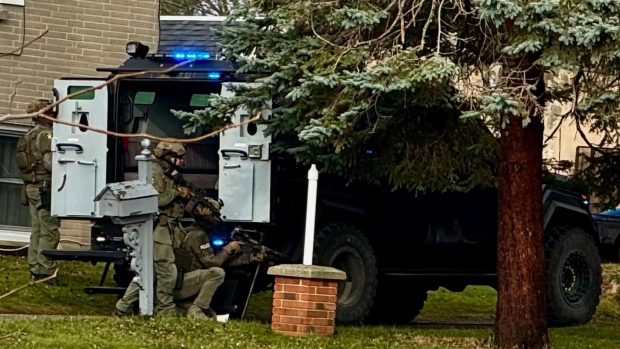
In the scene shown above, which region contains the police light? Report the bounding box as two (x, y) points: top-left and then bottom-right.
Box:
(207, 72), (221, 79)
(172, 51), (211, 61)
(126, 41), (149, 58)
(212, 238), (224, 247)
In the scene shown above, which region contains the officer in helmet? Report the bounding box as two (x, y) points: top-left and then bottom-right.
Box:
(115, 141), (193, 317)
(15, 98), (61, 285)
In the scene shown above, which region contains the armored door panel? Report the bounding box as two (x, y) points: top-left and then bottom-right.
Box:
(219, 161), (254, 221)
(218, 83), (272, 223)
(219, 83), (272, 160)
(51, 80), (108, 218)
(55, 160), (98, 217)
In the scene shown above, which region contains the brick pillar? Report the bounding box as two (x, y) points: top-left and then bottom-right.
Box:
(267, 264), (346, 337)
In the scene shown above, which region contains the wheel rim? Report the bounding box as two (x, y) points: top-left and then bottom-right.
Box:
(560, 250), (591, 306)
(329, 247), (365, 308)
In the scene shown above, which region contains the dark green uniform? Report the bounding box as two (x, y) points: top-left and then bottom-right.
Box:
(15, 99), (61, 281)
(173, 224), (246, 318)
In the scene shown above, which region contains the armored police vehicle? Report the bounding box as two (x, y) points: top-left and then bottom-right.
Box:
(43, 18), (602, 326)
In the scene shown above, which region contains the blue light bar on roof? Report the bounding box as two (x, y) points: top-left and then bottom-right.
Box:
(172, 51), (211, 60)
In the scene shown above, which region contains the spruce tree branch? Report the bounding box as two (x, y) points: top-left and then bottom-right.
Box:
(0, 59), (260, 144)
(34, 112), (260, 144)
(575, 112), (599, 152)
(310, 12), (343, 48)
(415, 0), (437, 52)
(0, 269), (58, 301)
(0, 30), (49, 58)
(0, 317), (36, 340)
(543, 69), (584, 144)
(0, 60), (192, 123)
(8, 80), (22, 115)
(399, 0), (406, 44)
(436, 0), (446, 54)
(543, 112), (567, 144)
(353, 0), (418, 48)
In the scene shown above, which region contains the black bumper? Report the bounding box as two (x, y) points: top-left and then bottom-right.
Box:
(41, 249), (127, 263)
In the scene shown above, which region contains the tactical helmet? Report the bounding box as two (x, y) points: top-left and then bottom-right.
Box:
(26, 98), (53, 115)
(153, 141), (187, 159)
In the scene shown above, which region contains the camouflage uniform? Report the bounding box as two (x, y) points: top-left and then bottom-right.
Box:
(173, 221), (248, 319)
(15, 99), (61, 284)
(115, 142), (187, 316)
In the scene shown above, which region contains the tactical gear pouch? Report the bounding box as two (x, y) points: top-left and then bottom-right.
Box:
(173, 247), (193, 272)
(20, 185), (28, 206)
(38, 183), (51, 211)
(174, 269), (184, 290)
(15, 136), (30, 173)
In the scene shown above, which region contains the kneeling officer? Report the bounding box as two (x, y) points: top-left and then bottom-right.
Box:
(173, 218), (265, 319)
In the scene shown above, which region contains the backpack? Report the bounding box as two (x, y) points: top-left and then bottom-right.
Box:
(15, 126), (51, 182)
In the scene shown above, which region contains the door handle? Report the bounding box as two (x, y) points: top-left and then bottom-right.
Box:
(223, 165), (241, 169)
(57, 158), (75, 164)
(56, 143), (84, 154)
(221, 149), (248, 160)
(78, 160), (96, 166)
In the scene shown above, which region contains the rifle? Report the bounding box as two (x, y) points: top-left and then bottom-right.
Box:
(161, 162), (224, 224)
(229, 227), (288, 262)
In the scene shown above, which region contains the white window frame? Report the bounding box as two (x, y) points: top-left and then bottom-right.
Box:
(0, 128), (27, 186)
(0, 126), (30, 231)
(0, 0), (25, 6)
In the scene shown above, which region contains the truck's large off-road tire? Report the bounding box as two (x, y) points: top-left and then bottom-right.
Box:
(313, 223), (378, 325)
(365, 279), (428, 325)
(545, 226), (602, 327)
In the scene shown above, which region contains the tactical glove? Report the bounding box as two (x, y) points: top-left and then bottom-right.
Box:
(195, 205), (212, 217)
(177, 186), (191, 198)
(250, 252), (265, 263)
(223, 241), (244, 255)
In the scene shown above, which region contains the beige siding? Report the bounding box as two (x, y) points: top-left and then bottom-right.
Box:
(0, 0), (159, 116)
(0, 0), (159, 246)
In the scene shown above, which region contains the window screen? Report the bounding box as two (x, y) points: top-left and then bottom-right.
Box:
(0, 136), (31, 227)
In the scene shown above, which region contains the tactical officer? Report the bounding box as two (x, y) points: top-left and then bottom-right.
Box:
(15, 99), (61, 285)
(115, 141), (191, 316)
(172, 220), (257, 319)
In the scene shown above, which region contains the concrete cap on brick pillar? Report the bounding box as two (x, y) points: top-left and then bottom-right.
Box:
(268, 264), (346, 280)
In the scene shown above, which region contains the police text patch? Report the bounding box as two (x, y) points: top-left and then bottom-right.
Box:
(200, 243), (210, 250)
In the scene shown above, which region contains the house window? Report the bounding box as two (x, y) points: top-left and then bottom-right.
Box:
(0, 135), (31, 228)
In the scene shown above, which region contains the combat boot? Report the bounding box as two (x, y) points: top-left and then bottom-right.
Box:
(187, 305), (213, 319)
(157, 307), (180, 318)
(45, 277), (60, 286)
(113, 308), (131, 317)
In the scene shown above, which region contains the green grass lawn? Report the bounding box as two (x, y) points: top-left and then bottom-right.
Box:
(0, 255), (619, 348)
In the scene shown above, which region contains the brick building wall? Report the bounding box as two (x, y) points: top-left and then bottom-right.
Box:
(0, 0), (160, 247)
(0, 0), (159, 115)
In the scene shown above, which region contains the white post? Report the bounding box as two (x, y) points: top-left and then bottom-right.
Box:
(303, 164), (319, 265)
(132, 138), (155, 316)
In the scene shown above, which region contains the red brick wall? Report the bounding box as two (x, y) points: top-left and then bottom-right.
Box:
(271, 276), (338, 335)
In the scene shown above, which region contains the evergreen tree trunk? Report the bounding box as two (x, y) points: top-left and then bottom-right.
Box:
(495, 56), (549, 349)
